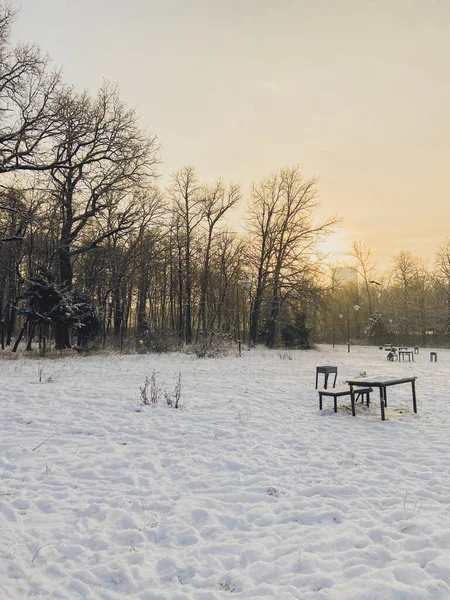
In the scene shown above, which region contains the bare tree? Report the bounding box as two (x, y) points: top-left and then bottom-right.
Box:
(435, 238), (450, 335)
(246, 166), (339, 347)
(197, 180), (240, 337)
(206, 231), (242, 333)
(348, 241), (378, 315)
(45, 83), (159, 347)
(389, 251), (431, 341)
(168, 166), (204, 344)
(75, 187), (165, 343)
(0, 187), (28, 344)
(0, 7), (61, 174)
(245, 173), (279, 345)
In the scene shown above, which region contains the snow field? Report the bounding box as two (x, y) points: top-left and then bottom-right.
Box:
(1, 345), (450, 599)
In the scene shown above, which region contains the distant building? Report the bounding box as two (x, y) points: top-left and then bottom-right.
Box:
(335, 266), (358, 286)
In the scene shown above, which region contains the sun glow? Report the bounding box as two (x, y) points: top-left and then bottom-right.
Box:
(317, 229), (353, 264)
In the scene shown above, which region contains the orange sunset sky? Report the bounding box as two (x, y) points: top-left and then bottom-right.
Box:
(11, 0), (450, 269)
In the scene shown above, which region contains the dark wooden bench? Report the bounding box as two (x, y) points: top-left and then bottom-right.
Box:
(318, 386), (373, 416)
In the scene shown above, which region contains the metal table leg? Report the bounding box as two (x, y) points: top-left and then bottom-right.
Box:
(412, 380), (417, 413)
(380, 387), (386, 420)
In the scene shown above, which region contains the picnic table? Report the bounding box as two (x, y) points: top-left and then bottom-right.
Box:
(398, 350), (414, 362)
(346, 375), (417, 421)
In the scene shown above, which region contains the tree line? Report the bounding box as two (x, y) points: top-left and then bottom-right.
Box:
(0, 7), (337, 352)
(3, 8), (448, 354)
(317, 242), (450, 348)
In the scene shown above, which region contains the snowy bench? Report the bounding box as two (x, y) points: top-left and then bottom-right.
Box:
(318, 386), (373, 416)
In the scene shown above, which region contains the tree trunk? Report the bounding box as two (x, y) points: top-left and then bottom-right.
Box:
(6, 295), (19, 347)
(25, 322), (37, 351)
(198, 233), (212, 338)
(56, 239), (73, 348)
(137, 274), (148, 334)
(54, 320), (71, 349)
(266, 277), (282, 348)
(185, 241), (193, 345)
(59, 244), (73, 289)
(250, 279), (264, 346)
(177, 243), (183, 338)
(12, 322), (27, 352)
(113, 287), (122, 340)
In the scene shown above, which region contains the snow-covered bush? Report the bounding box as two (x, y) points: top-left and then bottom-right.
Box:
(193, 332), (234, 358)
(138, 319), (182, 353)
(20, 276), (100, 349)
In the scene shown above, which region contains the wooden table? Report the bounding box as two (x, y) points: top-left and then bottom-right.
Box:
(346, 376), (417, 420)
(398, 350), (414, 362)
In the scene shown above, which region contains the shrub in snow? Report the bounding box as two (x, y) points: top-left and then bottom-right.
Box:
(280, 310), (311, 349)
(140, 371), (162, 405)
(164, 373), (182, 409)
(138, 319), (182, 353)
(193, 332), (234, 358)
(19, 276), (100, 349)
(139, 371), (183, 409)
(366, 313), (390, 345)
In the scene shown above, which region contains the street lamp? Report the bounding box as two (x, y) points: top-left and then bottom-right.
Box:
(332, 312), (336, 349)
(243, 277), (252, 292)
(347, 304), (360, 352)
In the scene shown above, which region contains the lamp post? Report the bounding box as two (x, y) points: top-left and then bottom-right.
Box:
(332, 312), (336, 349)
(347, 304), (360, 352)
(236, 285), (241, 355)
(354, 304), (360, 341)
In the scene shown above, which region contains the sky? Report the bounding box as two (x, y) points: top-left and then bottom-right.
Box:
(10, 0), (450, 269)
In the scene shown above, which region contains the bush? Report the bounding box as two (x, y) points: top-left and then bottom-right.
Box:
(366, 313), (390, 346)
(140, 371), (162, 405)
(20, 276), (100, 349)
(192, 332), (234, 358)
(139, 371), (183, 409)
(281, 311), (311, 349)
(138, 320), (182, 353)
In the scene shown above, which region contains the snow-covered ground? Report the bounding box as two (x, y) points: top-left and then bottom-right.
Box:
(1, 344), (450, 600)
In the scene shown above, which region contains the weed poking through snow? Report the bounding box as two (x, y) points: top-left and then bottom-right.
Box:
(164, 373), (182, 409)
(140, 371), (183, 408)
(140, 370), (162, 405)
